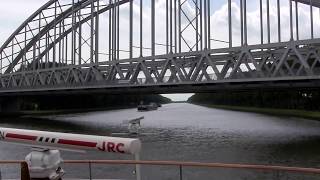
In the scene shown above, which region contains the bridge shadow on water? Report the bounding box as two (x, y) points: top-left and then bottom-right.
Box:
(264, 136), (320, 165)
(1, 103), (320, 179)
(0, 116), (111, 136)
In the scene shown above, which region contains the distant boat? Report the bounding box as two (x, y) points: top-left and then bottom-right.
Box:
(137, 103), (158, 111)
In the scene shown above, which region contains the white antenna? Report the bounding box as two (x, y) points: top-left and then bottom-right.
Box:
(0, 127), (141, 180)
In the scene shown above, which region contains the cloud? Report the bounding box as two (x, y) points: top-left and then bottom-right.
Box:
(0, 0), (49, 43)
(0, 0), (319, 60)
(0, 0), (319, 100)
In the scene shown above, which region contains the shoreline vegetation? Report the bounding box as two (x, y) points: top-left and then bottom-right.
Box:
(193, 103), (320, 121)
(1, 94), (171, 117)
(19, 105), (137, 117)
(188, 90), (320, 121)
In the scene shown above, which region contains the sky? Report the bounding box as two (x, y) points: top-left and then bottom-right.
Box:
(0, 0), (318, 101)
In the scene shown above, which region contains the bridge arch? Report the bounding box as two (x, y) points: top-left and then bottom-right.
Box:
(0, 0), (58, 73)
(0, 0), (320, 94)
(1, 0), (107, 74)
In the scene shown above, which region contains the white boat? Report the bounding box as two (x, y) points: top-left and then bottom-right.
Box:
(0, 127), (319, 180)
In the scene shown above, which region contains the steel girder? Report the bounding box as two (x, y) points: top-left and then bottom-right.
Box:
(0, 0), (129, 75)
(32, 0), (129, 69)
(2, 0), (97, 74)
(1, 0), (320, 95)
(1, 39), (320, 94)
(295, 0), (320, 8)
(0, 0), (58, 73)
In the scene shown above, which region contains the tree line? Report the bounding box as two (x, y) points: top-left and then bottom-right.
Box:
(20, 94), (171, 111)
(188, 89), (320, 111)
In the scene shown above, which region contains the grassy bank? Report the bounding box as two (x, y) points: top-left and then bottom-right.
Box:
(196, 104), (320, 121)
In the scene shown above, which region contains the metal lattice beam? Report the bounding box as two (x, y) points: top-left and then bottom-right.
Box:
(0, 0), (320, 95)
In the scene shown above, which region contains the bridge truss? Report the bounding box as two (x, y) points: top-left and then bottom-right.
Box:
(0, 0), (320, 95)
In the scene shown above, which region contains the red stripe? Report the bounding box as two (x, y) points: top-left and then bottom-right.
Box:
(6, 133), (37, 141)
(58, 139), (97, 148)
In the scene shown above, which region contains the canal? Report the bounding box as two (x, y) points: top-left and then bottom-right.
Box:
(0, 103), (320, 179)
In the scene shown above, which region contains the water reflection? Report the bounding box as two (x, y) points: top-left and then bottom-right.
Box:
(0, 103), (320, 179)
(0, 116), (104, 135)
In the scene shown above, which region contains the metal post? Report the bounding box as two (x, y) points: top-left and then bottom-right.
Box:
(33, 45), (36, 71)
(62, 20), (65, 65)
(170, 0), (173, 53)
(260, 0), (263, 44)
(275, 170), (280, 180)
(95, 0), (100, 63)
(88, 162), (92, 180)
(11, 40), (14, 68)
(310, 0), (314, 39)
(174, 0), (177, 53)
(90, 0), (95, 63)
(166, 0), (169, 54)
(295, 0), (299, 40)
(200, 0), (203, 50)
(113, 0), (116, 60)
(240, 0), (243, 45)
(59, 21), (62, 67)
(65, 31), (68, 64)
(46, 33), (49, 68)
(204, 0), (207, 49)
(78, 7), (82, 65)
(117, 0), (120, 60)
(0, 53), (2, 74)
(151, 0), (155, 56)
(24, 27), (27, 71)
(277, 0), (281, 42)
(116, 0), (118, 60)
(244, 0), (247, 45)
(109, 0), (112, 61)
(21, 162), (31, 180)
(38, 14), (41, 69)
(135, 154), (141, 180)
(207, 0), (211, 49)
(178, 0), (181, 53)
(129, 0), (133, 59)
(267, 0), (270, 43)
(53, 1), (57, 67)
(290, 0), (294, 40)
(196, 0), (199, 51)
(72, 0), (75, 65)
(140, 0), (143, 57)
(228, 0), (232, 48)
(179, 165), (183, 180)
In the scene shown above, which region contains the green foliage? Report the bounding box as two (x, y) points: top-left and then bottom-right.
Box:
(188, 89), (320, 111)
(21, 94), (171, 110)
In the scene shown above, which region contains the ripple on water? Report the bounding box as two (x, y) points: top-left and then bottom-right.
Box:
(0, 103), (320, 179)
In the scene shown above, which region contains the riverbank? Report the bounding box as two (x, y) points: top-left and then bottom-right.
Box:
(0, 105), (137, 118)
(0, 94), (172, 117)
(195, 103), (320, 121)
(24, 105), (137, 116)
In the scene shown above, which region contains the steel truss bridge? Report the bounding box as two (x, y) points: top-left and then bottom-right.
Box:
(1, 0), (320, 96)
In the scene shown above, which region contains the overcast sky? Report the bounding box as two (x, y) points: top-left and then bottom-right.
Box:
(0, 0), (318, 101)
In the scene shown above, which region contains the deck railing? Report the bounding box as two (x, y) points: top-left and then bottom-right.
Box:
(1, 160), (320, 180)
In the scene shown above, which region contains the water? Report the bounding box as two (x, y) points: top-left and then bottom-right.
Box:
(1, 103), (320, 179)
